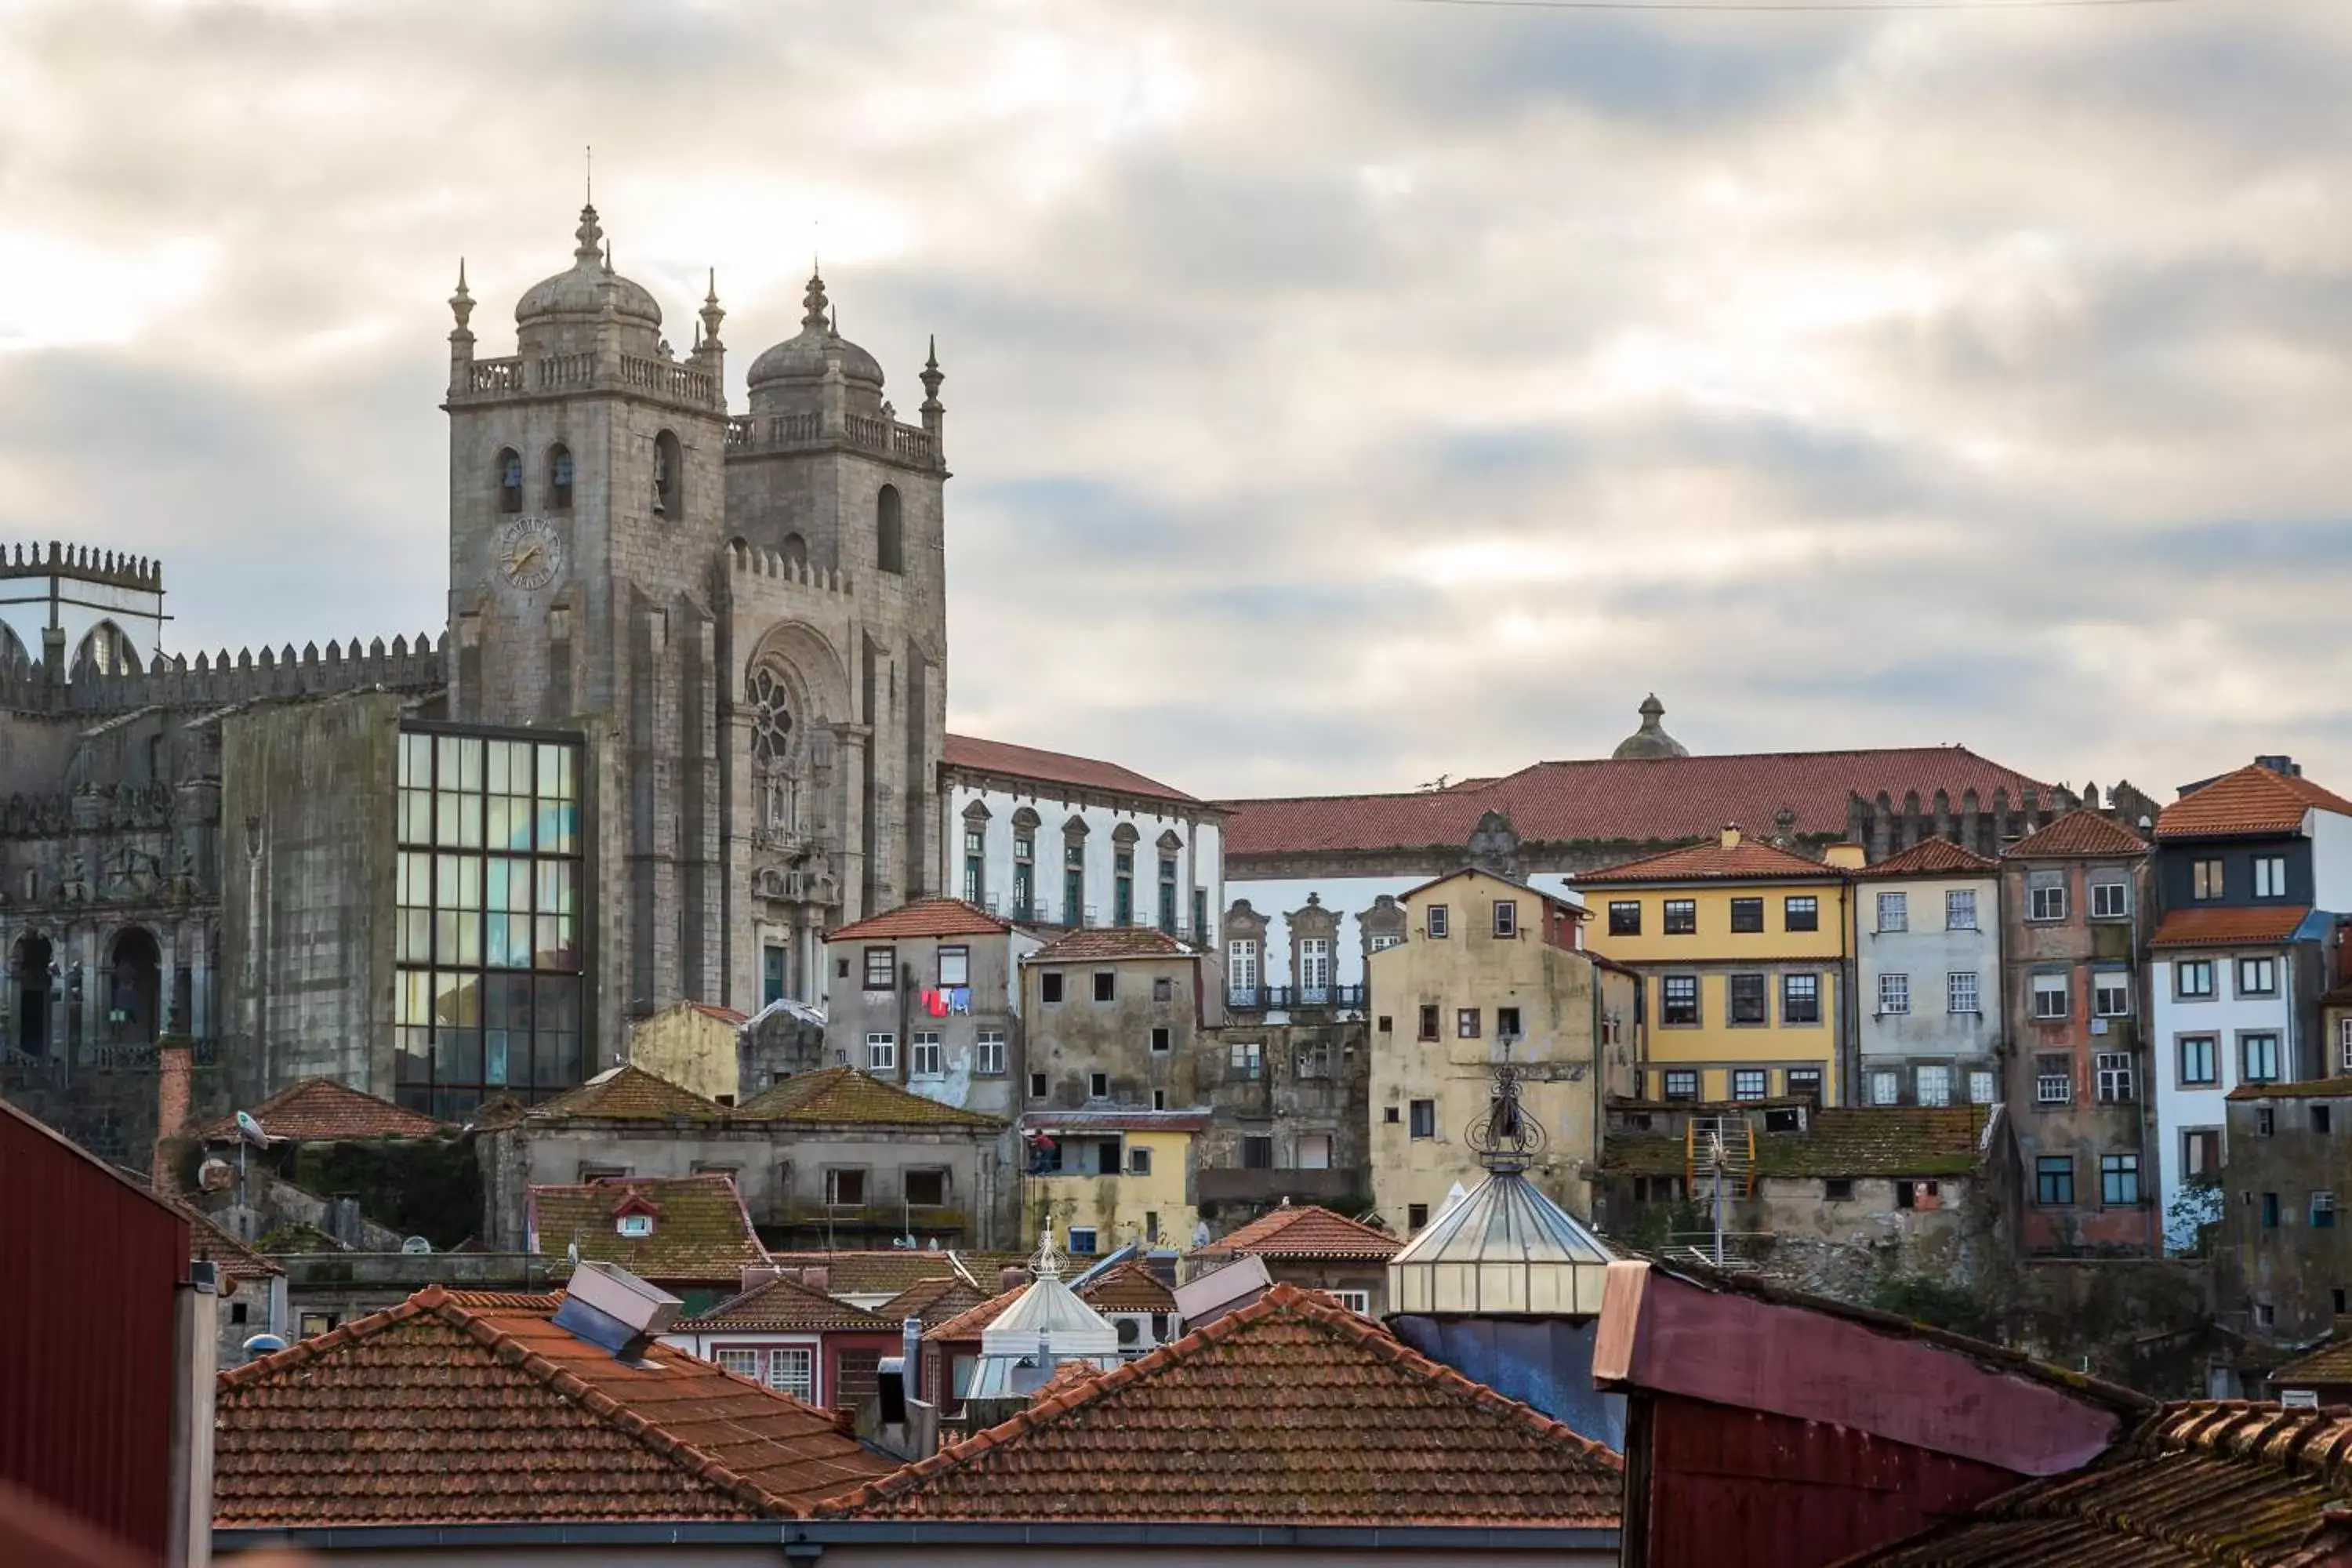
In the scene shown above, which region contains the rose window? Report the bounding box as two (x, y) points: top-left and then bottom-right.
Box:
(748, 668), (795, 765)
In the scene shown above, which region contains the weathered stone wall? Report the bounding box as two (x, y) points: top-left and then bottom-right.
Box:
(1195, 1020), (1370, 1226)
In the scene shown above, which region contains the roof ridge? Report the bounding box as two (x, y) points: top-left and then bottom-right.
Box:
(215, 1288), (443, 1390)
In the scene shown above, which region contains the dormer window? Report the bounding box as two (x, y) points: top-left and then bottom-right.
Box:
(616, 1213), (653, 1237)
(497, 448), (523, 514)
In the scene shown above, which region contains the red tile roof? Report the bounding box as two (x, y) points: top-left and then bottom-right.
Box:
(770, 1252), (1029, 1300)
(212, 1285), (892, 1526)
(1576, 837), (1838, 885)
(1865, 837), (1999, 877)
(528, 1175), (768, 1285)
(943, 734), (1200, 805)
(873, 1276), (990, 1327)
(2004, 810), (2149, 860)
(826, 897), (1013, 943)
(201, 1077), (441, 1142)
(684, 1274), (891, 1334)
(1849, 1403), (2352, 1566)
(829, 1283), (1621, 1526)
(1023, 1109), (1214, 1134)
(1076, 1259), (1178, 1312)
(924, 1284), (1027, 1344)
(2270, 1338), (2352, 1386)
(2224, 1078), (2352, 1103)
(735, 1067), (1003, 1129)
(687, 1002), (750, 1025)
(2158, 764), (2352, 840)
(180, 1203), (283, 1290)
(1025, 926), (1196, 963)
(2148, 906), (2313, 950)
(526, 1063), (728, 1123)
(1221, 746), (2046, 859)
(1196, 1204), (1403, 1261)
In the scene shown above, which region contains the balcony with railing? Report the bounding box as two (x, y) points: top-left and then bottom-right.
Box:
(1225, 982), (1367, 1012)
(726, 409), (938, 465)
(458, 351), (723, 411)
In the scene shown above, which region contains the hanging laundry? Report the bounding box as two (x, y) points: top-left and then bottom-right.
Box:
(949, 987), (972, 1014)
(924, 989), (950, 1018)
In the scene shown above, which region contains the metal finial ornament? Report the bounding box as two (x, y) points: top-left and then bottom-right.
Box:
(1030, 1226), (1066, 1281)
(1467, 1054), (1547, 1171)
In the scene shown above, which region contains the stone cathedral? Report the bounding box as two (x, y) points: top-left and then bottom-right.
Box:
(0, 204), (948, 1147)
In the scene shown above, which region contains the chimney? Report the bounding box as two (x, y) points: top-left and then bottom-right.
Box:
(902, 1316), (922, 1399)
(800, 1265), (829, 1294)
(1000, 1265), (1035, 1292)
(1823, 843), (1867, 871)
(741, 1264), (782, 1294)
(1719, 823), (1742, 849)
(153, 1037), (193, 1192)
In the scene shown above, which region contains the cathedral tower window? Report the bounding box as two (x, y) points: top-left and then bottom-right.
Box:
(876, 485), (904, 575)
(497, 448), (523, 514)
(547, 445), (574, 510)
(781, 532), (808, 572)
(652, 430), (681, 516)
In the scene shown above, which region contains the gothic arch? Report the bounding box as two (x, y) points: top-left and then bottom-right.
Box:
(876, 485), (903, 574)
(0, 621), (29, 679)
(546, 442), (575, 510)
(742, 620), (851, 720)
(73, 620), (139, 679)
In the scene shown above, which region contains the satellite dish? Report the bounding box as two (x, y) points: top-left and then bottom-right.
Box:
(401, 1236), (432, 1254)
(241, 1334), (289, 1359)
(234, 1110), (269, 1149)
(197, 1156), (235, 1192)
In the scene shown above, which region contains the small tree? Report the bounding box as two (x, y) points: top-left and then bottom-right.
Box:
(2165, 1174), (2223, 1257)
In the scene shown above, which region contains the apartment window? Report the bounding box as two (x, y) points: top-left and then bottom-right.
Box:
(910, 1033), (942, 1076)
(2243, 1033), (2282, 1083)
(1968, 1069), (1997, 1105)
(1493, 900), (1518, 938)
(1426, 904), (1450, 938)
(1496, 1006), (1523, 1040)
(1782, 973), (1820, 1025)
(1158, 856), (1178, 935)
(1917, 1065), (1951, 1107)
(864, 947), (896, 992)
(1661, 975), (1700, 1026)
(2238, 956), (2279, 998)
(1730, 898), (1763, 934)
(2261, 1193), (2281, 1230)
(2182, 1128), (2220, 1177)
(715, 1348), (761, 1381)
(1409, 1098), (1437, 1138)
(1027, 1072), (1047, 1099)
(1733, 1069), (1768, 1100)
(2255, 855), (2288, 898)
(1150, 1025), (1171, 1054)
(1417, 1004), (1439, 1041)
(2341, 1016), (2352, 1073)
(825, 1167), (867, 1206)
(2178, 1035), (2218, 1087)
(1152, 1089), (1167, 1110)
(2258, 1106), (2276, 1135)
(2036, 1054), (2072, 1105)
(976, 1030), (1006, 1076)
(2032, 972), (2070, 1021)
(904, 1168), (949, 1206)
(964, 829), (985, 906)
(1945, 888), (1977, 931)
(2317, 1104), (2335, 1135)
(1407, 1203), (1430, 1232)
(1298, 939), (1331, 1000)
(2029, 877), (2067, 923)
(617, 1213), (653, 1238)
(1877, 891), (1908, 933)
(764, 1348), (816, 1401)
(1730, 973), (1767, 1025)
(1088, 1070), (1109, 1098)
(1092, 971), (1115, 1002)
(1068, 1228), (1098, 1257)
(1112, 848), (1134, 927)
(2191, 858), (2224, 901)
(1230, 1040), (1263, 1081)
(1128, 1146), (1152, 1177)
(2091, 880), (2129, 920)
(1662, 1070), (1698, 1102)
(1609, 901), (1641, 936)
(2096, 1051), (2134, 1103)
(2093, 972), (2132, 1018)
(866, 1033), (896, 1073)
(1457, 1008), (1481, 1039)
(2101, 1154), (2140, 1207)
(2036, 1156), (2075, 1206)
(1878, 973), (1911, 1015)
(1825, 1178), (1857, 1203)
(1947, 971), (1980, 1014)
(1384, 1105), (1400, 1123)
(2314, 1192), (2339, 1229)
(1788, 1068), (1824, 1102)
(1664, 899), (1697, 935)
(938, 946), (970, 988)
(1040, 971), (1065, 1005)
(1784, 896), (1819, 932)
(1870, 1069), (1900, 1106)
(1229, 939), (1260, 997)
(2176, 960), (2215, 1000)
(1332, 1290), (1372, 1316)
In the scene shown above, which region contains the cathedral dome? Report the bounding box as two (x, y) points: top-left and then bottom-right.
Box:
(1612, 694), (1690, 761)
(746, 270), (884, 391)
(514, 205), (662, 328)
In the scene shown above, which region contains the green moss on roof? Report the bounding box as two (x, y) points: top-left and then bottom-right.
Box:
(1602, 1108), (1983, 1180)
(735, 1067), (1003, 1130)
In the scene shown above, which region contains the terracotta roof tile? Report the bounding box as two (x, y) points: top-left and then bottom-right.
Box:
(1602, 1108), (1985, 1180)
(873, 1276), (989, 1327)
(212, 1286), (892, 1526)
(1075, 1259), (1177, 1312)
(687, 1002), (749, 1025)
(943, 734), (1200, 804)
(2148, 906), (2314, 950)
(1024, 927), (1196, 963)
(2225, 1077), (2352, 1103)
(735, 1067), (1003, 1130)
(1222, 746), (2047, 859)
(2158, 764), (2352, 841)
(831, 1283), (1621, 1526)
(2003, 810), (2150, 860)
(2270, 1338), (2352, 1386)
(1848, 1403), (2352, 1566)
(685, 1274), (892, 1334)
(1025, 1108), (1214, 1134)
(525, 1064), (728, 1123)
(1577, 838), (1839, 885)
(180, 1203), (283, 1288)
(1196, 1204), (1403, 1261)
(825, 897), (1014, 943)
(528, 1175), (768, 1286)
(1865, 838), (1999, 877)
(201, 1077), (442, 1142)
(772, 1253), (1029, 1300)
(924, 1284), (1028, 1343)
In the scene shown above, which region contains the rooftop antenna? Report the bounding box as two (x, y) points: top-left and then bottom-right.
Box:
(584, 143), (593, 205)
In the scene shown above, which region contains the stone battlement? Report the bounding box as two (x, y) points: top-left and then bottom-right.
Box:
(0, 632), (448, 716)
(2, 540), (164, 592)
(452, 350), (722, 412)
(725, 537), (853, 597)
(726, 410), (938, 466)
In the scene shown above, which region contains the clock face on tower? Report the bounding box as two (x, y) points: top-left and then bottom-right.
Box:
(496, 516), (563, 592)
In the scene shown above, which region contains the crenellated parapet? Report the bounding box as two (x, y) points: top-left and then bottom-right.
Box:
(0, 632), (448, 716)
(724, 537), (854, 597)
(2, 540), (165, 592)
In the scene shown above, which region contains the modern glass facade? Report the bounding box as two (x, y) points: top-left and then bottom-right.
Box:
(394, 726), (585, 1117)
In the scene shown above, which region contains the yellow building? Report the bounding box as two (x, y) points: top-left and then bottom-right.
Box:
(626, 1000), (749, 1105)
(1366, 868), (1631, 1235)
(1021, 1109), (1203, 1258)
(1577, 827), (1859, 1105)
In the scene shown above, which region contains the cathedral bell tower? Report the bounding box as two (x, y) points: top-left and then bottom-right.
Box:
(443, 205), (734, 1036)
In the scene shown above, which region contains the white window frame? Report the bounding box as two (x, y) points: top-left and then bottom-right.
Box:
(1878, 973), (1911, 1015)
(764, 1346), (815, 1402)
(2090, 880), (2129, 920)
(2032, 973), (2070, 1021)
(1947, 971), (1980, 1015)
(1916, 1065), (1951, 1107)
(1493, 899), (1518, 938)
(938, 946), (971, 987)
(863, 946), (896, 992)
(1967, 1069), (1997, 1105)
(1869, 1069), (1900, 1106)
(1067, 1227), (1098, 1257)
(1331, 1289), (1372, 1316)
(866, 1031), (897, 1073)
(1945, 888), (1977, 931)
(2095, 1051), (2133, 1103)
(617, 1213), (653, 1238)
(1732, 1068), (1768, 1101)
(2255, 855), (2288, 898)
(2036, 1064), (2073, 1106)
(2093, 973), (2132, 1018)
(1228, 938), (1260, 990)
(2339, 1016), (2352, 1074)
(1299, 938), (1331, 990)
(715, 1348), (761, 1380)
(1877, 891), (1908, 933)
(2030, 883), (2067, 923)
(1425, 904), (1450, 938)
(909, 1032), (942, 1077)
(1230, 1040), (1264, 1080)
(976, 1029), (1006, 1076)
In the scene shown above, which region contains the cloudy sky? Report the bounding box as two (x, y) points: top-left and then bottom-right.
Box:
(1, 0), (2347, 803)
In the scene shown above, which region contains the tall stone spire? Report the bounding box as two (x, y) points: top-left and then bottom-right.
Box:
(801, 267), (830, 331)
(699, 268), (725, 349)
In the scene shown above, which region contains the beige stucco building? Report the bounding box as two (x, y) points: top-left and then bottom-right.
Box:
(1367, 869), (1632, 1233)
(626, 1000), (747, 1105)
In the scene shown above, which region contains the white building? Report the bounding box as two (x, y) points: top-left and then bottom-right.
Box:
(0, 544), (169, 677)
(1852, 839), (2005, 1109)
